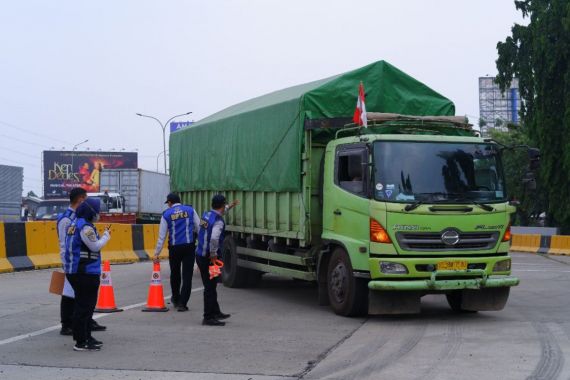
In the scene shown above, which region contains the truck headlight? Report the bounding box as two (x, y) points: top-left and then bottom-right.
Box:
(493, 259), (511, 272)
(380, 262), (408, 274)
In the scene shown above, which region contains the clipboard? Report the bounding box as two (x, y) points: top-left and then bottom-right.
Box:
(49, 271), (65, 295)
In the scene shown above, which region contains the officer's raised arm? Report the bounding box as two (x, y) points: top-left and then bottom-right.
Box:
(80, 225), (111, 252)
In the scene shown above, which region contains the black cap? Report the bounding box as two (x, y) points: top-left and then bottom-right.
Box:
(211, 194), (227, 209)
(165, 193), (181, 204)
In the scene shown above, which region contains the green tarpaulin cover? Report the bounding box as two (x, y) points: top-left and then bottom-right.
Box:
(170, 60), (455, 193)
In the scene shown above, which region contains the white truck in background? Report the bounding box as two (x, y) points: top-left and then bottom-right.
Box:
(100, 169), (169, 223)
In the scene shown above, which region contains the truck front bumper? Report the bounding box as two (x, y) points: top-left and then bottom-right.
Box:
(368, 270), (519, 291)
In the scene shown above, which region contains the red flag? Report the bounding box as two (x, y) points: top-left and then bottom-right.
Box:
(352, 82), (367, 127)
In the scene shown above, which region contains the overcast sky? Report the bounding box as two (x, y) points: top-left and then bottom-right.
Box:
(0, 0), (525, 195)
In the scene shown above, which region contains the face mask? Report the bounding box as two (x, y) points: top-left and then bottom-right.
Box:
(93, 214), (100, 223)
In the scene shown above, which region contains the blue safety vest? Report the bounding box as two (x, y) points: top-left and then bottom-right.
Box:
(163, 204), (196, 246)
(56, 208), (75, 239)
(64, 218), (101, 275)
(196, 210), (225, 257)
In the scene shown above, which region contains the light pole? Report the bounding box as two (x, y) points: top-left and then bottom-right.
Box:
(73, 139), (89, 151)
(71, 139), (88, 182)
(136, 112), (192, 174)
(156, 150), (168, 172)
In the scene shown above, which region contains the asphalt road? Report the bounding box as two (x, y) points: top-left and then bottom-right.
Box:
(0, 252), (569, 380)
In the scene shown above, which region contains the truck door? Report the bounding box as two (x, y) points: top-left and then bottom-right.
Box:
(324, 143), (371, 268)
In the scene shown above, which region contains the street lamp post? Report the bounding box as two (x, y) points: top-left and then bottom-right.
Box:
(71, 139), (88, 181)
(136, 112), (192, 174)
(73, 139), (89, 151)
(156, 150), (168, 172)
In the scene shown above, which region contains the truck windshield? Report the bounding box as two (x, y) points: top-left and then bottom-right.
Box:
(373, 141), (507, 203)
(35, 202), (68, 220)
(88, 196), (110, 212)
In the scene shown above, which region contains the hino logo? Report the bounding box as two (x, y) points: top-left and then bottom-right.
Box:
(441, 230), (460, 246)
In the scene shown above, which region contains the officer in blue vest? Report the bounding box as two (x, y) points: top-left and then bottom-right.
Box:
(196, 194), (239, 326)
(64, 197), (111, 351)
(154, 193), (200, 312)
(56, 187), (106, 336)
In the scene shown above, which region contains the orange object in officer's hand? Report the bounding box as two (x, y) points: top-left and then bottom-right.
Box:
(209, 259), (224, 280)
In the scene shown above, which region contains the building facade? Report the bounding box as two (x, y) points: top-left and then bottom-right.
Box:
(479, 76), (520, 136)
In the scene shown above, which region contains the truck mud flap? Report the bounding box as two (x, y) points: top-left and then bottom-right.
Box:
(368, 291), (421, 315)
(460, 287), (510, 311)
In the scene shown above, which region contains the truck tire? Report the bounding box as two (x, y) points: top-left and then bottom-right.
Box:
(446, 292), (476, 313)
(221, 237), (248, 288)
(327, 247), (368, 317)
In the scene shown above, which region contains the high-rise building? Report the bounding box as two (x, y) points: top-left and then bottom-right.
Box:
(478, 76), (520, 136)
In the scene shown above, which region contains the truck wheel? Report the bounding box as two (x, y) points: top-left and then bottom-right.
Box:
(221, 237), (248, 288)
(446, 292), (476, 313)
(327, 247), (368, 317)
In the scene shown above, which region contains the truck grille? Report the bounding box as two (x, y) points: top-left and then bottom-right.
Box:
(396, 231), (499, 251)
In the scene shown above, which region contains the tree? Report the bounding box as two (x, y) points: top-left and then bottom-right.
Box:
(490, 127), (545, 225)
(496, 0), (570, 231)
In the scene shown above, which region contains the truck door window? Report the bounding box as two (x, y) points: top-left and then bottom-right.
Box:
(336, 147), (367, 197)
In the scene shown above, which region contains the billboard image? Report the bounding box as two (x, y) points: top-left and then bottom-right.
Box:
(43, 151), (138, 198)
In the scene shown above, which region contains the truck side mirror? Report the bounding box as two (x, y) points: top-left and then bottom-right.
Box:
(528, 148), (540, 170)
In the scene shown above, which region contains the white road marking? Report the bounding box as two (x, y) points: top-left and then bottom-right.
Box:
(513, 269), (570, 273)
(513, 263), (563, 266)
(0, 287), (204, 347)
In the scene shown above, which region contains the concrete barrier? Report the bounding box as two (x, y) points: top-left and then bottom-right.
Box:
(510, 234), (540, 253)
(0, 222), (14, 273)
(143, 224), (168, 260)
(5, 224), (566, 273)
(0, 221), (168, 273)
(94, 223), (139, 264)
(3, 222), (33, 271)
(548, 235), (570, 256)
(510, 233), (570, 256)
(25, 221), (61, 270)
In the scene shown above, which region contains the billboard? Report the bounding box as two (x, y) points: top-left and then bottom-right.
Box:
(170, 121), (193, 133)
(43, 151), (138, 198)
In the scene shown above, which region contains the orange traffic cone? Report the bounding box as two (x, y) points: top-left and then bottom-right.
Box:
(95, 260), (123, 313)
(142, 261), (168, 312)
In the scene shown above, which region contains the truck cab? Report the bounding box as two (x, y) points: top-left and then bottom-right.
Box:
(87, 192), (125, 213)
(318, 114), (523, 315)
(33, 199), (68, 220)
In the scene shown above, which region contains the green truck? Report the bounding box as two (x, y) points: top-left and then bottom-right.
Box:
(170, 61), (526, 316)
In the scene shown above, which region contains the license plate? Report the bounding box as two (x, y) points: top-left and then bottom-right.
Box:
(437, 260), (468, 271)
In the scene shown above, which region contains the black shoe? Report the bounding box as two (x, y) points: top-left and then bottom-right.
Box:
(177, 305), (189, 312)
(202, 318), (225, 326)
(60, 327), (73, 336)
(215, 312), (231, 320)
(171, 298), (179, 307)
(88, 337), (103, 348)
(90, 320), (107, 331)
(73, 341), (101, 351)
